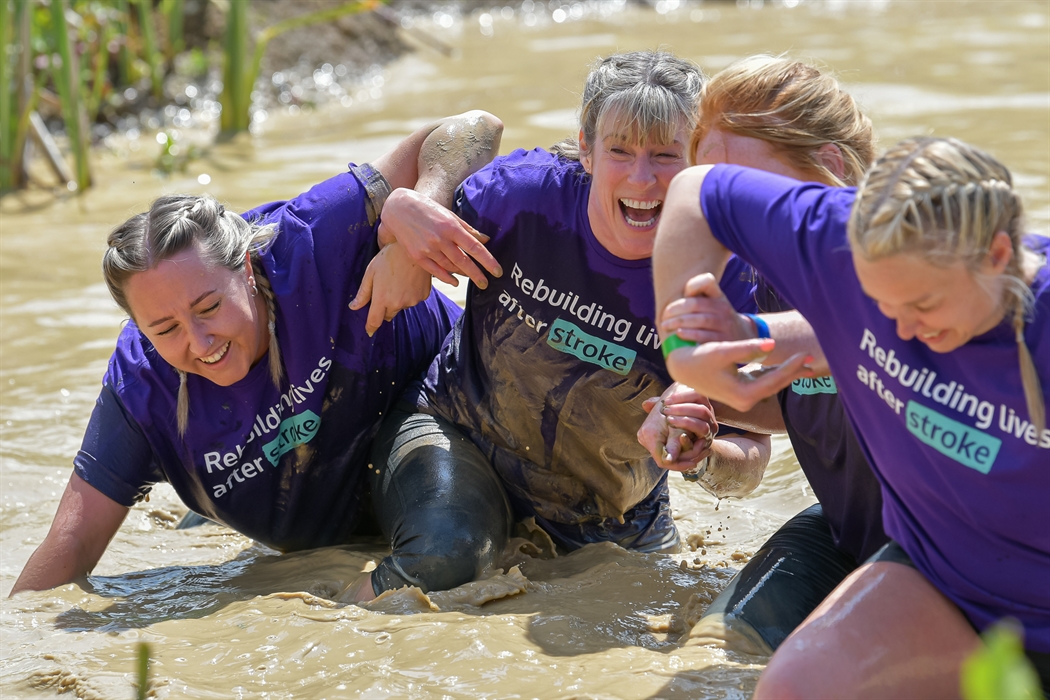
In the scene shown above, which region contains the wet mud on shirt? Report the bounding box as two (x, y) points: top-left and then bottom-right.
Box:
(701, 163), (1050, 651)
(75, 168), (461, 552)
(419, 149), (756, 536)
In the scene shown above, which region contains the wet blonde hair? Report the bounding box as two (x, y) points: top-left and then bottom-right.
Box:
(104, 195), (283, 436)
(850, 136), (1044, 434)
(550, 50), (704, 161)
(690, 55), (876, 186)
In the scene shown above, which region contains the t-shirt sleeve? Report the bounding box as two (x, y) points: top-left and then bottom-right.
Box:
(74, 382), (163, 507)
(700, 165), (856, 317)
(245, 169), (378, 300)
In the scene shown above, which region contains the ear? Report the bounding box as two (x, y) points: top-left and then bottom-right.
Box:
(579, 129), (592, 174)
(986, 230), (1014, 275)
(813, 143), (846, 183)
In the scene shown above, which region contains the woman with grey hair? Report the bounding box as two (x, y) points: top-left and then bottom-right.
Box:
(11, 112), (513, 600)
(351, 51), (771, 601)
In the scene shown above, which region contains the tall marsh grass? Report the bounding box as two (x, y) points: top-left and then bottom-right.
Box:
(1, 0), (389, 193)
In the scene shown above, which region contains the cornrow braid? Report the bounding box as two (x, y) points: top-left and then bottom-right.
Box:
(251, 256), (283, 386)
(177, 370), (189, 435)
(850, 136), (1044, 435)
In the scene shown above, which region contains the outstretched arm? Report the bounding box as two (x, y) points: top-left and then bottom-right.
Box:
(10, 473), (128, 596)
(654, 167), (815, 411)
(350, 111), (504, 334)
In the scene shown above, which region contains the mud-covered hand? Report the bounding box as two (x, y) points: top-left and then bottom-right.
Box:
(377, 188), (502, 289)
(638, 382), (718, 472)
(349, 242), (433, 337)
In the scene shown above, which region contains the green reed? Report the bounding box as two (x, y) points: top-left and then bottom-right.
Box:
(162, 0), (185, 61)
(135, 642), (152, 700)
(48, 0), (91, 191)
(134, 0), (164, 98)
(221, 0), (378, 134)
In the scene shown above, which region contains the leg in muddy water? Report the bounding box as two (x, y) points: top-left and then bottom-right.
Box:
(692, 504), (858, 655)
(363, 405), (513, 599)
(753, 554), (981, 700)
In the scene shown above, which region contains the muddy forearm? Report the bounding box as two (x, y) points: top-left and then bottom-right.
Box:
(10, 474), (127, 596)
(415, 111), (503, 207)
(694, 433), (771, 499)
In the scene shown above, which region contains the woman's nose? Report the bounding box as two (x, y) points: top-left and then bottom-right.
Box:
(187, 321), (214, 356)
(627, 159), (656, 185)
(895, 313), (919, 341)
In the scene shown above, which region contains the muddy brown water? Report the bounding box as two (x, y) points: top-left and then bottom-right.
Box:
(2, 2), (1047, 697)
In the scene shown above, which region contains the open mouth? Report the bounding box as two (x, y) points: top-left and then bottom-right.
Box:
(919, 329), (948, 344)
(199, 341), (230, 365)
(619, 198), (662, 228)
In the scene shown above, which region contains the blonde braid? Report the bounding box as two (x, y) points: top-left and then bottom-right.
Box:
(251, 257), (283, 386)
(851, 137), (1044, 434)
(177, 370), (189, 436)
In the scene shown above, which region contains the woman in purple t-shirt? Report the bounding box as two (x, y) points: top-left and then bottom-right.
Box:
(11, 113), (512, 600)
(355, 52), (772, 564)
(654, 138), (1049, 696)
(649, 55), (890, 657)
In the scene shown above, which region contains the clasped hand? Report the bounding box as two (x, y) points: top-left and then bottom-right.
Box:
(637, 382), (718, 472)
(661, 273), (814, 412)
(350, 189), (503, 336)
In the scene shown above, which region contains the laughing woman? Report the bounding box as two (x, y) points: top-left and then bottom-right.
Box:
(654, 137), (1049, 696)
(11, 113), (510, 599)
(355, 52), (771, 573)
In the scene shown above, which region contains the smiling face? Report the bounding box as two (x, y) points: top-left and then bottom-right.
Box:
(124, 244), (269, 385)
(580, 117), (689, 260)
(852, 243), (1012, 353)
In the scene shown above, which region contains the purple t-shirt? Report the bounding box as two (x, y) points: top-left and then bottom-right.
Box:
(701, 164), (1050, 651)
(420, 148), (756, 545)
(754, 278), (888, 562)
(75, 168), (461, 552)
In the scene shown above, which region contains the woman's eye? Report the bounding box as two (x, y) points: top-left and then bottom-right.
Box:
(156, 325), (178, 337)
(201, 301), (220, 314)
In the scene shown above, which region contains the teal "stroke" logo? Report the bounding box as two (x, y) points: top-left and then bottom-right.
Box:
(262, 410), (321, 466)
(905, 401), (1000, 473)
(547, 318), (636, 375)
(791, 376), (838, 395)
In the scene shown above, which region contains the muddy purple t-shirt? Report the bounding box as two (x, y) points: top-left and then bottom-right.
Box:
(74, 168), (460, 552)
(701, 164), (1050, 651)
(420, 148), (756, 542)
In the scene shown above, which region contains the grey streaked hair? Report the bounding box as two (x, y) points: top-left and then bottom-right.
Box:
(103, 194), (282, 435)
(550, 50), (705, 161)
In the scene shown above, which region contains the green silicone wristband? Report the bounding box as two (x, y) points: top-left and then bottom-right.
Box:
(661, 334), (697, 360)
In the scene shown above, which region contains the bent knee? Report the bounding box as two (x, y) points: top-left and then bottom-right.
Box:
(377, 523), (504, 594)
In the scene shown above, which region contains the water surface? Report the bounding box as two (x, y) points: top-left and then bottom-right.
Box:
(2, 1), (1047, 697)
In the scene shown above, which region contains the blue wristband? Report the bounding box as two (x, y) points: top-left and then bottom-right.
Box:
(745, 313), (770, 339)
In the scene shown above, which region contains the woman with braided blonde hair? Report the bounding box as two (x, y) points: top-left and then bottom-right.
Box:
(652, 135), (1049, 696)
(12, 112), (517, 601)
(644, 55), (890, 658)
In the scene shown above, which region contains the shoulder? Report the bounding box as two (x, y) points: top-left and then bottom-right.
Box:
(245, 171), (377, 285)
(243, 171), (373, 241)
(464, 148), (586, 201)
(703, 165), (856, 222)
